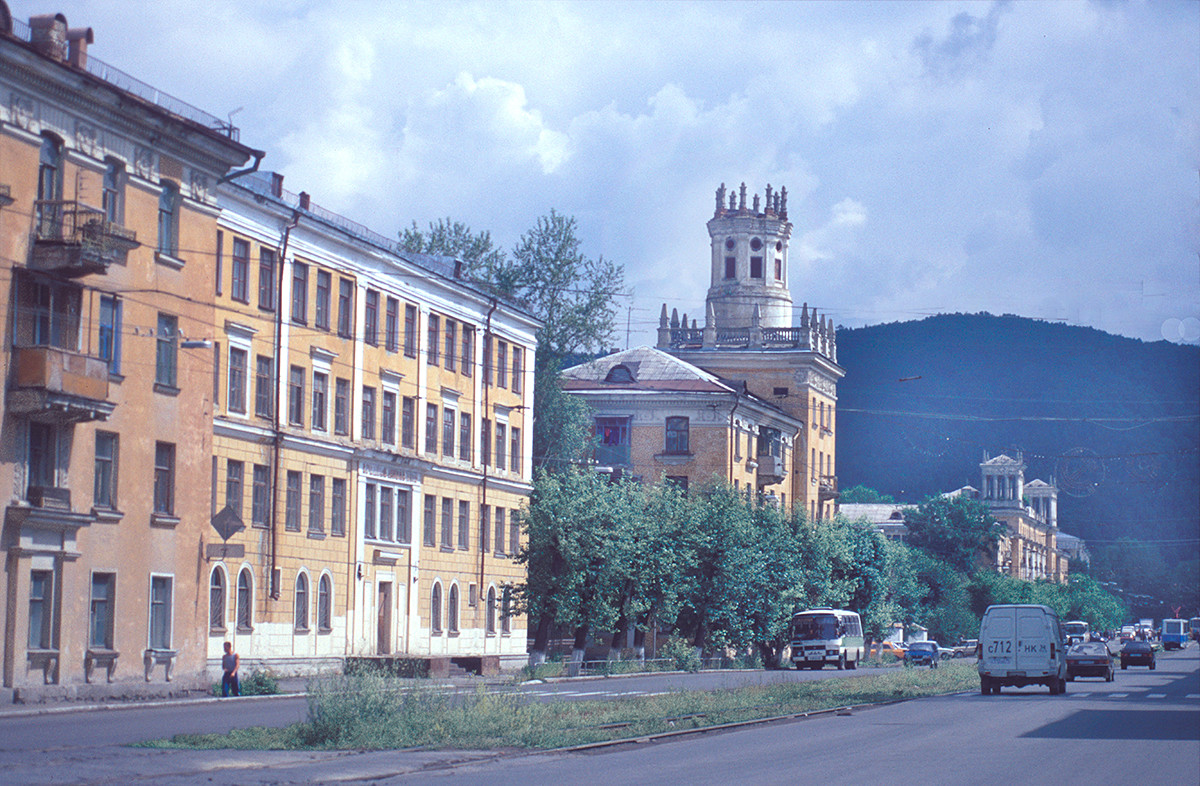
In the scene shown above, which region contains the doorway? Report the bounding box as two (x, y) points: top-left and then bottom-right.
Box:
(377, 581), (393, 654)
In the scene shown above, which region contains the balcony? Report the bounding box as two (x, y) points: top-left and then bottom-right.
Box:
(8, 345), (114, 423)
(756, 453), (787, 486)
(818, 474), (839, 501)
(31, 201), (139, 277)
(594, 443), (631, 468)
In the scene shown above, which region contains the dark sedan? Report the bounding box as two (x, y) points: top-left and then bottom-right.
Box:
(905, 641), (940, 668)
(1066, 642), (1114, 681)
(1120, 640), (1156, 670)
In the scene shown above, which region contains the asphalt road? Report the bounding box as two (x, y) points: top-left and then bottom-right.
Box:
(0, 649), (1194, 785)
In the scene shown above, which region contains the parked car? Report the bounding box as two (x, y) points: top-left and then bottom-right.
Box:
(906, 641), (941, 668)
(872, 641), (906, 659)
(953, 639), (979, 658)
(1120, 640), (1156, 670)
(1066, 642), (1114, 681)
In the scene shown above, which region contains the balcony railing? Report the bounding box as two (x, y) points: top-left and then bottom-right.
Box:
(32, 201), (139, 276)
(8, 345), (114, 423)
(756, 453), (787, 485)
(818, 474), (839, 501)
(594, 443), (631, 467)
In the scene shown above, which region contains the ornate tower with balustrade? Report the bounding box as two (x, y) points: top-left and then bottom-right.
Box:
(656, 182), (845, 521)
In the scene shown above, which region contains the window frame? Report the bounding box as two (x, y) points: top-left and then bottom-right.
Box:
(665, 416), (690, 455)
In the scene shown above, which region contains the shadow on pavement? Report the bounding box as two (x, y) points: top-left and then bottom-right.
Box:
(1021, 709), (1200, 741)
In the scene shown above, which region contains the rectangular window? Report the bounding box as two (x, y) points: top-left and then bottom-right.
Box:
(396, 489), (411, 543)
(93, 431), (117, 509)
(154, 442), (175, 515)
(255, 355), (274, 419)
(315, 270), (331, 329)
(157, 183), (179, 256)
(28, 421), (56, 491)
(440, 497), (453, 548)
(89, 572), (115, 649)
(459, 413), (472, 462)
(28, 569), (53, 649)
(458, 500), (469, 550)
(291, 261), (308, 323)
(252, 464), (269, 527)
(103, 159), (125, 224)
(259, 248), (276, 310)
(494, 506), (506, 555)
(427, 314), (440, 365)
(404, 304), (418, 358)
(361, 387), (376, 440)
(482, 337), (492, 385)
(331, 477), (346, 536)
(461, 326), (474, 377)
(480, 505), (490, 552)
(385, 297), (399, 352)
(423, 494), (436, 546)
(442, 408), (455, 457)
(510, 426), (521, 474)
(496, 341), (508, 389)
(228, 347), (247, 414)
(665, 416), (689, 454)
(225, 459), (243, 518)
(481, 419), (491, 466)
(750, 256), (763, 278)
(381, 391), (396, 445)
(213, 342), (220, 407)
(311, 371), (328, 432)
(285, 470), (301, 531)
(775, 257), (782, 281)
(380, 486), (395, 541)
(231, 238), (250, 302)
(215, 230), (223, 295)
(364, 483), (377, 539)
(724, 256), (736, 279)
(308, 474), (324, 533)
(512, 346), (523, 393)
(334, 378), (350, 435)
(425, 404), (438, 454)
(337, 279), (353, 337)
(401, 396), (416, 449)
(495, 423), (507, 471)
(444, 319), (457, 372)
(98, 294), (121, 373)
(288, 366), (305, 426)
(594, 416), (631, 466)
(364, 289), (379, 346)
(149, 576), (172, 649)
(155, 313), (177, 388)
(510, 510), (521, 559)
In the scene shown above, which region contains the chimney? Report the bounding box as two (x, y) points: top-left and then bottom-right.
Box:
(298, 191), (311, 211)
(270, 172), (284, 198)
(29, 13), (68, 61)
(66, 27), (93, 69)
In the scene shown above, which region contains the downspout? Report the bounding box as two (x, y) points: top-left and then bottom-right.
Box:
(218, 150), (265, 184)
(727, 387), (742, 482)
(268, 210), (300, 599)
(478, 299), (499, 626)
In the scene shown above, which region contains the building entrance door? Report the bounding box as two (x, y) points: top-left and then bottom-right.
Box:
(377, 581), (392, 654)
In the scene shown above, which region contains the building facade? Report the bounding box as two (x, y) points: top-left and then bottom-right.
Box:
(0, 8), (256, 697)
(656, 183), (844, 519)
(561, 346), (804, 501)
(207, 171), (536, 676)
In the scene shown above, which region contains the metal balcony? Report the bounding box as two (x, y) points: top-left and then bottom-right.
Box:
(818, 474), (839, 501)
(31, 200), (139, 276)
(594, 443), (631, 467)
(756, 453), (787, 486)
(8, 345), (114, 423)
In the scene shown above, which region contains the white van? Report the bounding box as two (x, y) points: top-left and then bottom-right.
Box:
(977, 604), (1068, 695)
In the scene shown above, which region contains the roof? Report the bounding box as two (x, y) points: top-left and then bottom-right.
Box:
(561, 346), (730, 393)
(981, 454), (1024, 467)
(839, 503), (908, 524)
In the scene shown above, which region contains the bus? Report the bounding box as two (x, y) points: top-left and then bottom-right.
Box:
(1189, 617), (1200, 643)
(1161, 619), (1188, 650)
(1064, 620), (1089, 645)
(789, 608), (864, 670)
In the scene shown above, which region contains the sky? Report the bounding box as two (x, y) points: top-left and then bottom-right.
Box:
(15, 0), (1199, 347)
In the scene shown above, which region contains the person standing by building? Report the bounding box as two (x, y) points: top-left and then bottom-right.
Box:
(221, 641), (240, 697)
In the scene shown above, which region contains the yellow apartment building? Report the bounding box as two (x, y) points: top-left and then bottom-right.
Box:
(0, 7), (256, 699)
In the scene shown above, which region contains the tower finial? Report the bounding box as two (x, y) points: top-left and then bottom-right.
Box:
(738, 182), (747, 211)
(715, 183), (726, 216)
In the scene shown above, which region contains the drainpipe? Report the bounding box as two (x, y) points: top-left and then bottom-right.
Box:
(268, 210), (300, 599)
(478, 299), (498, 627)
(218, 150), (265, 184)
(727, 387), (742, 482)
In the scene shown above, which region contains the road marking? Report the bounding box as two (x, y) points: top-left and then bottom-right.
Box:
(1148, 693), (1166, 699)
(1108, 693), (1128, 698)
(1071, 692), (1090, 698)
(1187, 694), (1200, 700)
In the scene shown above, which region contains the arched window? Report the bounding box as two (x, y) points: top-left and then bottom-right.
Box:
(500, 586), (511, 634)
(486, 586), (496, 634)
(317, 574), (332, 633)
(294, 573), (309, 631)
(448, 584), (459, 634)
(209, 567), (225, 631)
(430, 583), (442, 634)
(236, 568), (253, 631)
(158, 181), (180, 256)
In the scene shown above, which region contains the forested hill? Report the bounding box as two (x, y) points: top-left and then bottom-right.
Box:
(835, 314), (1199, 563)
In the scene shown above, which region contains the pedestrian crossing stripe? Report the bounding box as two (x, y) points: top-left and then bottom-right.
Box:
(1108, 693), (1128, 698)
(1187, 694), (1200, 699)
(1148, 693), (1166, 698)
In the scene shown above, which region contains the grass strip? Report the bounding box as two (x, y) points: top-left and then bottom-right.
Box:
(141, 662), (977, 752)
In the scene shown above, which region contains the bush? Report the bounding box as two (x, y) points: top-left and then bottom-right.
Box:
(211, 669), (280, 697)
(660, 637), (701, 672)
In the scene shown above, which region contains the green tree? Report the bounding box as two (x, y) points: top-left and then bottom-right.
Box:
(839, 485), (896, 504)
(399, 217), (506, 281)
(902, 495), (1005, 574)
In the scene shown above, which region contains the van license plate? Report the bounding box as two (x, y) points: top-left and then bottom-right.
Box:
(1010, 671), (1025, 677)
